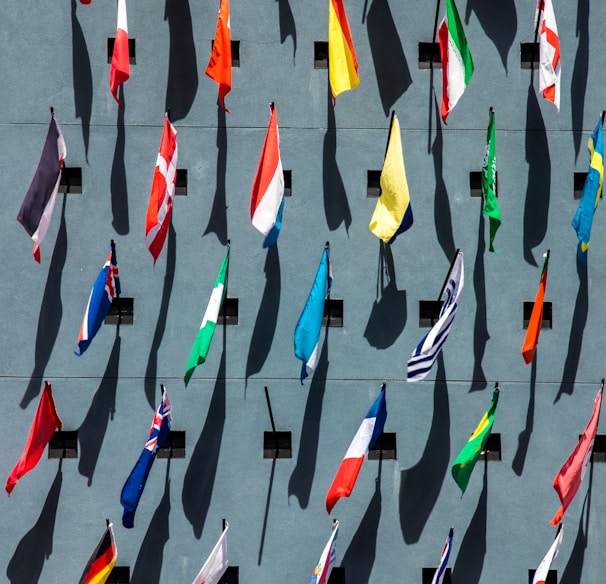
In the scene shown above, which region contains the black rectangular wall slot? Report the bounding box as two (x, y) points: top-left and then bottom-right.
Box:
(423, 568), (452, 584)
(175, 168), (188, 196)
(218, 298), (239, 325)
(469, 171), (498, 198)
(263, 431), (292, 459)
(580, 433), (606, 462)
(528, 569), (557, 584)
(520, 42), (539, 69)
(368, 432), (397, 460)
(210, 40), (239, 67)
(283, 170), (292, 196)
(105, 297), (134, 325)
(418, 42), (441, 69)
(328, 567), (346, 584)
(523, 301), (552, 329)
(323, 298), (343, 327)
(59, 167), (82, 194)
(157, 431), (186, 459)
(49, 430), (78, 459)
(367, 170), (381, 197)
(107, 38), (136, 64)
(479, 433), (502, 461)
(419, 300), (444, 327)
(314, 41), (329, 68)
(574, 172), (588, 199)
(107, 566), (130, 584)
(220, 566), (239, 584)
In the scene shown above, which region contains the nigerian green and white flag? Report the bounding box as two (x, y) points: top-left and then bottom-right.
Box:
(184, 245), (230, 386)
(482, 108), (501, 252)
(451, 386), (499, 494)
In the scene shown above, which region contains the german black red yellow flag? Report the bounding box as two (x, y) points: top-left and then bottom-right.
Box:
(79, 523), (117, 584)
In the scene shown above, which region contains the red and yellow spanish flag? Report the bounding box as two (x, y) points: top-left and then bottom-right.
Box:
(328, 0), (359, 100)
(79, 523), (117, 584)
(522, 251), (549, 365)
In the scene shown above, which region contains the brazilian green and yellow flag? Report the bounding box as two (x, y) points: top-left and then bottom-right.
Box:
(451, 386), (499, 494)
(482, 108), (501, 252)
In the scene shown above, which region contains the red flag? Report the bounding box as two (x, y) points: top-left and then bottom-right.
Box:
(110, 0), (130, 108)
(522, 251), (549, 365)
(550, 383), (603, 525)
(6, 382), (62, 495)
(205, 0), (232, 113)
(145, 114), (178, 264)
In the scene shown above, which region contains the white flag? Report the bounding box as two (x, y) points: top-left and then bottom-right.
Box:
(192, 523), (229, 584)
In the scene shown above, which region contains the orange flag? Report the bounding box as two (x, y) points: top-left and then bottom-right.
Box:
(522, 250), (549, 365)
(205, 0), (232, 113)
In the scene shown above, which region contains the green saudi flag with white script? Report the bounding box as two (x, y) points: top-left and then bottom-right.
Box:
(482, 107), (501, 252)
(184, 245), (230, 386)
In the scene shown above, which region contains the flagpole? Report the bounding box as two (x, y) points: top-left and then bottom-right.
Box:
(222, 517), (227, 532)
(437, 248), (461, 300)
(530, 0), (545, 79)
(111, 239), (122, 326)
(264, 386), (279, 455)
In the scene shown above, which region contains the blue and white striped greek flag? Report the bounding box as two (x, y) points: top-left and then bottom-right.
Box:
(407, 252), (464, 382)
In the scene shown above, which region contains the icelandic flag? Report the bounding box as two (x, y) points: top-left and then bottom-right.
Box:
(120, 387), (172, 528)
(308, 521), (339, 584)
(250, 102), (284, 247)
(16, 111), (66, 263)
(75, 242), (121, 356)
(325, 385), (387, 514)
(294, 243), (332, 384)
(431, 528), (454, 584)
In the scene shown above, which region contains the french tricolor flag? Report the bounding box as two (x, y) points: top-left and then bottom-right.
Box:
(326, 384), (387, 514)
(250, 102), (284, 247)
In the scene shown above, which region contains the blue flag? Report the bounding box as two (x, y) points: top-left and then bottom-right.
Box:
(572, 116), (604, 263)
(120, 388), (172, 528)
(294, 243), (332, 383)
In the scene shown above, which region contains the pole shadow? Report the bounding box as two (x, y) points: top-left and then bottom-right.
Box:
(21, 196), (68, 409)
(7, 465), (62, 584)
(204, 106), (228, 244)
(399, 355), (450, 544)
(257, 456), (276, 565)
(145, 224), (176, 408)
(512, 356), (536, 476)
(571, 0), (589, 162)
(288, 334), (329, 509)
(111, 86), (129, 235)
(276, 0), (296, 62)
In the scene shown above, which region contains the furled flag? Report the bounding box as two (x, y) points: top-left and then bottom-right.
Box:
(482, 107), (501, 252)
(431, 527), (454, 584)
(6, 382), (62, 495)
(572, 116), (604, 263)
(407, 251), (464, 382)
(326, 384), (387, 514)
(294, 243), (332, 384)
(16, 111), (66, 263)
(205, 0), (232, 113)
(535, 0), (561, 111)
(308, 520), (339, 584)
(78, 522), (118, 584)
(522, 250), (549, 365)
(76, 242), (121, 357)
(146, 113), (178, 264)
(531, 524), (563, 584)
(369, 112), (413, 244)
(550, 382), (603, 525)
(184, 246), (230, 386)
(109, 0), (130, 108)
(451, 385), (499, 495)
(120, 387), (172, 528)
(438, 0), (474, 123)
(328, 0), (359, 100)
(250, 103), (284, 247)
(192, 522), (229, 584)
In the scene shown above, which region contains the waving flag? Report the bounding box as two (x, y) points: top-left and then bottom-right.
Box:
(146, 114), (178, 264)
(482, 107), (501, 252)
(78, 523), (117, 584)
(431, 528), (454, 584)
(369, 112), (413, 244)
(572, 116), (604, 263)
(326, 384), (386, 514)
(192, 522), (229, 584)
(535, 0), (561, 111)
(109, 0), (130, 108)
(522, 251), (549, 365)
(550, 382), (603, 525)
(438, 0), (474, 123)
(16, 111), (66, 263)
(451, 386), (499, 494)
(6, 382), (62, 495)
(328, 0), (359, 100)
(184, 246), (230, 386)
(532, 524), (563, 584)
(76, 242), (121, 356)
(120, 387), (172, 528)
(250, 103), (284, 247)
(309, 521), (339, 584)
(205, 0), (232, 113)
(407, 251), (464, 382)
(294, 243), (332, 383)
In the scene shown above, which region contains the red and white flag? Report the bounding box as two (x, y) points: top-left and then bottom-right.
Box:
(531, 524), (563, 584)
(110, 0), (130, 108)
(550, 383), (602, 525)
(205, 0), (232, 113)
(145, 114), (178, 264)
(535, 0), (560, 111)
(192, 522), (228, 584)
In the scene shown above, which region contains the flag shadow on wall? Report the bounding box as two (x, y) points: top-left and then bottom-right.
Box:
(276, 0), (296, 62)
(7, 465), (62, 584)
(512, 356), (536, 476)
(471, 200), (488, 391)
(571, 0), (589, 163)
(111, 86), (129, 235)
(399, 355), (450, 544)
(21, 196), (68, 410)
(204, 106), (228, 244)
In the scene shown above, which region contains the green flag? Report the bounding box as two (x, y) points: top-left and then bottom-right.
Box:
(184, 246), (230, 386)
(482, 108), (501, 252)
(451, 386), (499, 494)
